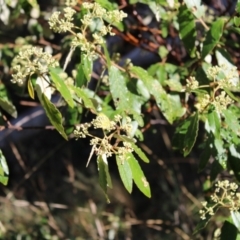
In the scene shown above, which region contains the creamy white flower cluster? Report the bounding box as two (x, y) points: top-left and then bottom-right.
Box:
(73, 114), (134, 159)
(11, 46), (59, 85)
(187, 64), (238, 113)
(207, 64), (239, 88)
(199, 180), (240, 220)
(195, 91), (233, 113)
(48, 2), (127, 59)
(195, 94), (210, 112)
(186, 76), (199, 90)
(48, 7), (76, 33)
(213, 91), (233, 112)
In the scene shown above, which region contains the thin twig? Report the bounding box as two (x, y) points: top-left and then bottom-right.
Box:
(0, 125), (55, 130)
(89, 199), (106, 239)
(181, 185), (202, 208)
(40, 201), (65, 238)
(197, 17), (209, 31)
(174, 227), (191, 240)
(10, 142), (27, 171)
(6, 141), (66, 199)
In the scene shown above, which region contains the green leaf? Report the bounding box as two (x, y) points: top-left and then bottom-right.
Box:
(0, 150), (9, 186)
(102, 154), (112, 188)
(161, 19), (168, 38)
(42, 94), (68, 140)
(109, 66), (137, 110)
(148, 2), (161, 21)
(223, 109), (240, 132)
(127, 153), (151, 198)
(234, 16), (240, 27)
(49, 68), (74, 108)
(0, 150), (9, 175)
(96, 0), (116, 10)
(167, 95), (186, 122)
(210, 160), (224, 181)
(131, 143), (149, 163)
(109, 66), (144, 123)
(0, 176), (8, 186)
(195, 63), (211, 85)
(27, 0), (39, 8)
(193, 214), (212, 235)
(158, 46), (168, 59)
(82, 88), (102, 109)
(202, 18), (225, 59)
(203, 178), (211, 191)
(221, 220), (238, 240)
(102, 42), (111, 68)
(236, 2), (240, 13)
(97, 155), (112, 196)
(198, 145), (212, 172)
(135, 129), (144, 141)
(114, 134), (135, 143)
(228, 145), (240, 182)
(109, 65), (134, 109)
(178, 5), (196, 57)
(136, 79), (150, 100)
(148, 63), (167, 85)
(116, 155), (133, 193)
(97, 155), (108, 193)
(215, 47), (234, 65)
(0, 98), (17, 118)
(183, 112), (199, 156)
(65, 106), (81, 135)
(131, 111), (144, 126)
(230, 26), (240, 36)
(76, 62), (87, 87)
(38, 91), (68, 140)
(173, 112), (199, 157)
(81, 54), (93, 82)
(0, 162), (3, 176)
(206, 111), (221, 138)
(130, 66), (185, 123)
(224, 87), (240, 102)
(69, 85), (97, 112)
(27, 79), (35, 99)
(166, 79), (183, 92)
(214, 138), (226, 165)
(231, 211), (240, 231)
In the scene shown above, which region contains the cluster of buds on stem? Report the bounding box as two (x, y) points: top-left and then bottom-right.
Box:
(11, 1), (127, 86)
(206, 64), (239, 88)
(186, 64), (238, 113)
(199, 180), (240, 220)
(73, 113), (135, 160)
(48, 2), (127, 59)
(186, 76), (199, 90)
(11, 46), (59, 85)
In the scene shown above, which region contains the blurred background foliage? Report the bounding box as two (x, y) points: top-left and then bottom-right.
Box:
(0, 0), (239, 239)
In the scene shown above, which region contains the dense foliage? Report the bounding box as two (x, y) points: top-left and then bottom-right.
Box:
(2, 0), (240, 239)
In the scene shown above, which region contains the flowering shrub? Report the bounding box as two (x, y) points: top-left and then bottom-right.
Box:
(2, 0), (240, 238)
